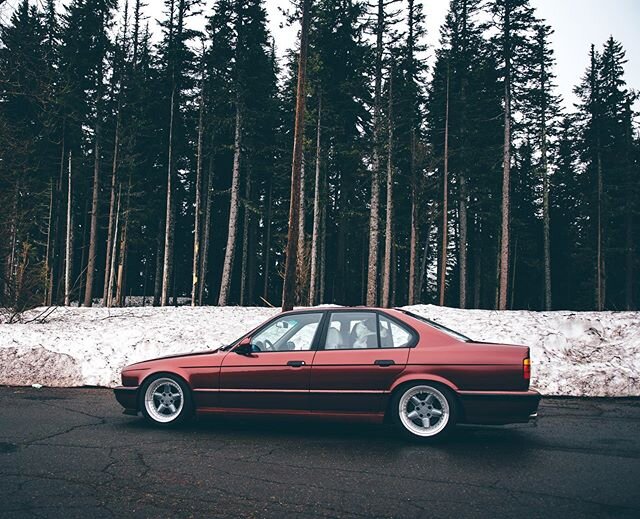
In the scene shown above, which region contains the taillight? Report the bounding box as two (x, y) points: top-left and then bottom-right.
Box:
(523, 358), (531, 380)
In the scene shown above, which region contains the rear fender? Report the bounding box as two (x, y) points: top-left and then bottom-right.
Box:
(389, 373), (459, 394)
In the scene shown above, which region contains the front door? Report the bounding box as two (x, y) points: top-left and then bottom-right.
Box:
(310, 311), (414, 414)
(219, 312), (324, 411)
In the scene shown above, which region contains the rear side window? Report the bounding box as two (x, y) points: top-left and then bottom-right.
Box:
(322, 312), (415, 350)
(324, 312), (379, 349)
(379, 315), (413, 348)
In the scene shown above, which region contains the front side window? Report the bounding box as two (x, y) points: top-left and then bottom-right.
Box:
(251, 313), (323, 352)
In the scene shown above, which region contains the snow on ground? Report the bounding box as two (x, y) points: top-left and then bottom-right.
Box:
(0, 304), (638, 396)
(405, 305), (640, 397)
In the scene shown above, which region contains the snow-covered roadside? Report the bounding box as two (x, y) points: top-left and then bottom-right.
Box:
(0, 304), (638, 396)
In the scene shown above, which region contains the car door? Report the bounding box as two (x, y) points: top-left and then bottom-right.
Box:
(219, 312), (325, 411)
(310, 311), (415, 413)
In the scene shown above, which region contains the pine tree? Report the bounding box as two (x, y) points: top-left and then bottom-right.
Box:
(489, 0), (536, 310)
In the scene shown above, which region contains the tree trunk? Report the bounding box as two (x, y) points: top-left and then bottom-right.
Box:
(366, 0), (384, 307)
(381, 66), (394, 308)
(106, 185), (121, 307)
(104, 111), (120, 302)
(115, 177), (131, 307)
(418, 216), (432, 302)
(240, 170), (251, 306)
(319, 203), (326, 304)
(161, 82), (177, 306)
(596, 150), (604, 310)
(309, 97), (322, 306)
(84, 86), (102, 307)
(459, 174), (468, 308)
(282, 0), (311, 312)
(218, 104), (243, 306)
(64, 151), (73, 307)
(50, 130), (66, 305)
(198, 156), (214, 306)
(153, 218), (163, 306)
(44, 180), (54, 306)
(296, 156), (307, 304)
(438, 64), (450, 307)
(540, 42), (552, 311)
(262, 181), (272, 303)
(408, 131), (418, 305)
(191, 84), (205, 306)
(498, 7), (512, 311)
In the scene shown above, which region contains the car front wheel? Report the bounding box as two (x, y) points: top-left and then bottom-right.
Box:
(392, 383), (457, 441)
(140, 375), (192, 427)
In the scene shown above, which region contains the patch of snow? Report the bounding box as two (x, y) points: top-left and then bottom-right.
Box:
(0, 304), (638, 397)
(404, 305), (640, 398)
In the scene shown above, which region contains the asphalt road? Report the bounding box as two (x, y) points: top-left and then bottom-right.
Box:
(1, 388), (639, 519)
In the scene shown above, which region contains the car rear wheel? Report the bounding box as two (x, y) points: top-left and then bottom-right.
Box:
(392, 383), (457, 441)
(140, 375), (192, 427)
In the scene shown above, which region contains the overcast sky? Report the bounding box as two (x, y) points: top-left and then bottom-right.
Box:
(147, 0), (638, 112)
(2, 0), (635, 111)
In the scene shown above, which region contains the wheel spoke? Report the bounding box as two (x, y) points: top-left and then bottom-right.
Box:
(431, 408), (443, 418)
(157, 403), (166, 413)
(153, 392), (163, 399)
(407, 410), (421, 422)
(424, 394), (434, 405)
(421, 417), (431, 428)
(410, 396), (422, 406)
(168, 403), (177, 414)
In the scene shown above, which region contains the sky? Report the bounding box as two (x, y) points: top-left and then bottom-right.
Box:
(145, 0), (639, 112)
(1, 0), (637, 110)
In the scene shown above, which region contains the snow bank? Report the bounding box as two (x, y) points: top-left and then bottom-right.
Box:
(0, 305), (638, 396)
(405, 305), (640, 397)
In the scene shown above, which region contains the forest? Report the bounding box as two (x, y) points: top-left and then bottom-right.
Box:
(0, 0), (638, 313)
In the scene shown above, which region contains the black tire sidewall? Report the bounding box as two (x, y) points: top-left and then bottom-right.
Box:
(139, 373), (193, 427)
(391, 382), (457, 442)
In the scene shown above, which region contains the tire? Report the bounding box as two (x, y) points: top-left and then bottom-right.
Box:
(139, 374), (193, 427)
(391, 382), (457, 441)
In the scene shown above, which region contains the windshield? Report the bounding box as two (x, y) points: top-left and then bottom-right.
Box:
(400, 310), (472, 342)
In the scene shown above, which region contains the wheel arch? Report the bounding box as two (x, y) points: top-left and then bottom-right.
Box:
(138, 370), (194, 409)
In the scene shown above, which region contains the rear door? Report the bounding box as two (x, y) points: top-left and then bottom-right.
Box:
(310, 311), (416, 414)
(219, 312), (324, 411)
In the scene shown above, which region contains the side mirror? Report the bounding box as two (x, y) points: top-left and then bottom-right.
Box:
(234, 338), (252, 356)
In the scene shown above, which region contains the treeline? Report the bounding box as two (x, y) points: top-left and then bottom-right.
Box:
(0, 0), (638, 312)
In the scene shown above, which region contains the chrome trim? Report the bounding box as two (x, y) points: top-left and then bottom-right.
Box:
(193, 388), (389, 394)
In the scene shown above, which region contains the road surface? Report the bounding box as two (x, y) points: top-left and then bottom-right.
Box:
(1, 387), (639, 518)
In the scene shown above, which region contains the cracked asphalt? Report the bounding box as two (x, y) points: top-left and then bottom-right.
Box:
(1, 388), (639, 519)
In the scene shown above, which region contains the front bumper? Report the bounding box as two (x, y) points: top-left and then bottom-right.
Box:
(114, 386), (139, 415)
(456, 389), (541, 425)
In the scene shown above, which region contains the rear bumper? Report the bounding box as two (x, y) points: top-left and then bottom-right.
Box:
(456, 389), (541, 425)
(114, 386), (139, 414)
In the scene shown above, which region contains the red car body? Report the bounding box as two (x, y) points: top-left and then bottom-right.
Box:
(114, 308), (540, 431)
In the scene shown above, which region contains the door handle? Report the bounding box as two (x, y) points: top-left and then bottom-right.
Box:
(374, 359), (395, 367)
(287, 360), (306, 367)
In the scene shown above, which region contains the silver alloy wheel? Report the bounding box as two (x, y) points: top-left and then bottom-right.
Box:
(398, 385), (450, 437)
(144, 378), (184, 424)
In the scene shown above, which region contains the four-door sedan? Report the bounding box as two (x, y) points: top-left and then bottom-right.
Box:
(114, 307), (540, 441)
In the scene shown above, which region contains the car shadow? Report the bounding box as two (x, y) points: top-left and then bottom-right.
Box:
(121, 412), (536, 452)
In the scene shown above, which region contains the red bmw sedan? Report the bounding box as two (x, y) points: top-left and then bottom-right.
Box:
(114, 307), (540, 441)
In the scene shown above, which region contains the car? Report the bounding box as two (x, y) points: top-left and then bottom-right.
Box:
(114, 307), (541, 441)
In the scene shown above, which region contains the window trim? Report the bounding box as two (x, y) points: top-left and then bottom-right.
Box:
(316, 309), (419, 351)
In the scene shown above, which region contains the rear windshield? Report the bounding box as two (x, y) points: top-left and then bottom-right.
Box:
(400, 310), (472, 342)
